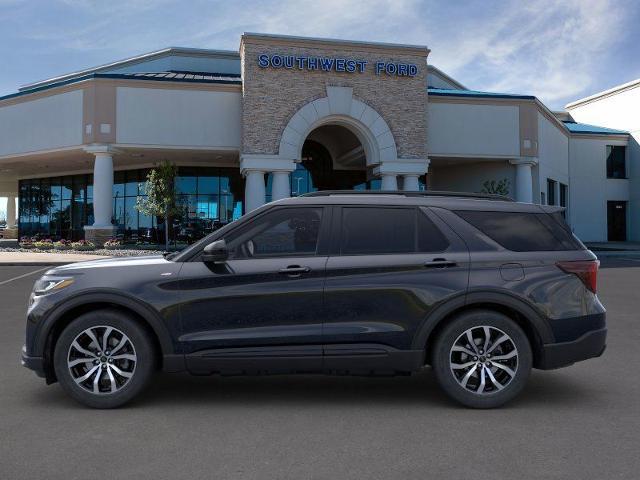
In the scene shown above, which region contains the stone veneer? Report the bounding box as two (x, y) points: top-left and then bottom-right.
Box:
(240, 34), (429, 161)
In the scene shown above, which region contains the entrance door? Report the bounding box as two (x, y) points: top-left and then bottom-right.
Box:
(178, 206), (330, 374)
(607, 201), (627, 241)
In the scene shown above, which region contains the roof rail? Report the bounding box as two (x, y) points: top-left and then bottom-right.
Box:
(300, 190), (514, 201)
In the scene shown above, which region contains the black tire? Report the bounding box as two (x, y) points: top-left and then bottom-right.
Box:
(432, 309), (532, 408)
(53, 309), (156, 409)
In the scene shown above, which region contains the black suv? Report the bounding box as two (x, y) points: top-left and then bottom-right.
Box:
(22, 191), (606, 408)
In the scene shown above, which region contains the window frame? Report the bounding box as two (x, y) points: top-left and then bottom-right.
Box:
(223, 205), (330, 260)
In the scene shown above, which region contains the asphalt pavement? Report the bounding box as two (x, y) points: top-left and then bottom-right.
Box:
(1, 259), (639, 479)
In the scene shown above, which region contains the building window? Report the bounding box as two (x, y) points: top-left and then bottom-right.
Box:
(606, 145), (626, 179)
(547, 179), (557, 206)
(540, 192), (546, 205)
(559, 183), (568, 218)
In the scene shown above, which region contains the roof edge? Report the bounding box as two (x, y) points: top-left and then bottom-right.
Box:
(565, 78), (640, 109)
(19, 46), (240, 92)
(427, 65), (466, 90)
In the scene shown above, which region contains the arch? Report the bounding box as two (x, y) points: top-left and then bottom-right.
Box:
(278, 86), (398, 166)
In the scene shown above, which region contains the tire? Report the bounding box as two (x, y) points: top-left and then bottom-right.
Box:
(53, 309), (156, 409)
(432, 309), (532, 409)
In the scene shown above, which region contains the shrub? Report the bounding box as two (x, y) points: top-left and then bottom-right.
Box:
(19, 236), (34, 249)
(33, 239), (54, 250)
(103, 238), (123, 250)
(54, 239), (73, 250)
(71, 240), (96, 251)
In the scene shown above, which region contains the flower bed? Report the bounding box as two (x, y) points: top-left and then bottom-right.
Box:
(103, 238), (124, 250)
(70, 240), (96, 251)
(54, 239), (73, 250)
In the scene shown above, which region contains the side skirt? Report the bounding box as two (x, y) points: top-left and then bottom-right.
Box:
(184, 344), (425, 376)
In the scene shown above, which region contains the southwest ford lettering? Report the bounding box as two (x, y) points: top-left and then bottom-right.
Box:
(258, 53), (417, 77)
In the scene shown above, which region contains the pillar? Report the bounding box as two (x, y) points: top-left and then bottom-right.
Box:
(381, 174), (398, 191)
(510, 158), (537, 203)
(244, 170), (266, 213)
(83, 145), (117, 245)
(6, 195), (16, 228)
(402, 174), (420, 192)
(271, 171), (291, 201)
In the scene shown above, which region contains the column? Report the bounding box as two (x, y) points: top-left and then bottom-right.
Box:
(6, 195), (16, 228)
(381, 174), (398, 191)
(402, 174), (420, 191)
(244, 170), (266, 213)
(271, 171), (291, 201)
(510, 158), (537, 203)
(83, 145), (117, 245)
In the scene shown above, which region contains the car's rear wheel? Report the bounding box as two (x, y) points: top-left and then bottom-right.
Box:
(432, 309), (532, 408)
(53, 309), (156, 408)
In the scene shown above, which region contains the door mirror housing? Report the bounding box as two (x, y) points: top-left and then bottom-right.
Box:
(202, 239), (228, 263)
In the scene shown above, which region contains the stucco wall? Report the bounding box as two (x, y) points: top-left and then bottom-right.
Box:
(427, 102), (520, 157)
(537, 112), (569, 205)
(240, 37), (428, 159)
(115, 87), (242, 148)
(568, 136), (629, 241)
(429, 161), (515, 196)
(0, 90), (83, 156)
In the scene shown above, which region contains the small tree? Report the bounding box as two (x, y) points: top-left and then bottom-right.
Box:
(481, 178), (510, 197)
(136, 161), (180, 250)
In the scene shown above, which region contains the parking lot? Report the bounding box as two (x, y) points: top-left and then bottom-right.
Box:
(1, 259), (639, 479)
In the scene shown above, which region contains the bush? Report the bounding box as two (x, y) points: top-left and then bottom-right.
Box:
(19, 236), (34, 249)
(33, 239), (54, 250)
(103, 238), (123, 250)
(54, 239), (73, 250)
(71, 240), (96, 251)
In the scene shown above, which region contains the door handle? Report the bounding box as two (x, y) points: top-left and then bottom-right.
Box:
(424, 258), (457, 268)
(278, 266), (311, 275)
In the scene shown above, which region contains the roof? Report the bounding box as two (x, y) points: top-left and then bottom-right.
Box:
(0, 71), (241, 103)
(427, 66), (466, 90)
(565, 78), (640, 109)
(19, 47), (240, 92)
(562, 121), (628, 135)
(428, 87), (535, 100)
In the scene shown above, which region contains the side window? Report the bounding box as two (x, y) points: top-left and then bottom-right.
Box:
(417, 209), (449, 252)
(340, 207), (420, 255)
(454, 210), (582, 251)
(227, 207), (323, 258)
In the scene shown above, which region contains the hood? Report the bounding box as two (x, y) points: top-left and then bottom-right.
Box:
(48, 255), (171, 273)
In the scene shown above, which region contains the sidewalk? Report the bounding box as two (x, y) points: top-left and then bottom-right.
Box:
(0, 251), (108, 265)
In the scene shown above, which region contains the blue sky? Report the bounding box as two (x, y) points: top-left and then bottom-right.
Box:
(1, 0), (639, 109)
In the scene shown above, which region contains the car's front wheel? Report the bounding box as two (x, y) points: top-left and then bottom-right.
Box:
(53, 309), (156, 408)
(432, 309), (532, 408)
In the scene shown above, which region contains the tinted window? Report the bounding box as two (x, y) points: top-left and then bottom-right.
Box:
(228, 207), (323, 258)
(607, 145), (626, 179)
(341, 207), (415, 255)
(547, 179), (557, 205)
(455, 210), (582, 251)
(418, 209), (449, 252)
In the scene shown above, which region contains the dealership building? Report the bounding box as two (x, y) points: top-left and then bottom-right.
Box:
(0, 33), (637, 244)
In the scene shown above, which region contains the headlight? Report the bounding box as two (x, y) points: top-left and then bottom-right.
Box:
(32, 277), (74, 296)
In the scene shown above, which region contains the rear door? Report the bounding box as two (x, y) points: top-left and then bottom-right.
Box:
(322, 205), (470, 365)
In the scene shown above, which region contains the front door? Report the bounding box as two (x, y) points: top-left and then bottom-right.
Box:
(607, 201), (627, 241)
(178, 206), (330, 374)
(322, 206), (470, 372)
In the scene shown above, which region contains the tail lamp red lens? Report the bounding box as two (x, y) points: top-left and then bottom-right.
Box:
(556, 260), (599, 293)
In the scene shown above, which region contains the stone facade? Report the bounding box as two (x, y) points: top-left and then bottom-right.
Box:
(240, 34), (429, 161)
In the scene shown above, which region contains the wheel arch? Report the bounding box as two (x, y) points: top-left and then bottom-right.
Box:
(413, 291), (554, 369)
(37, 291), (180, 383)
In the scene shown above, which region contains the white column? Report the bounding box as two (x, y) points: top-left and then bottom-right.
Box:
(6, 195), (16, 228)
(381, 174), (398, 191)
(402, 174), (420, 191)
(244, 170), (266, 213)
(510, 158), (536, 203)
(92, 152), (115, 227)
(271, 171), (291, 201)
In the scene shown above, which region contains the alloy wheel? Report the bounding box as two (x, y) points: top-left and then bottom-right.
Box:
(66, 326), (137, 395)
(449, 325), (519, 394)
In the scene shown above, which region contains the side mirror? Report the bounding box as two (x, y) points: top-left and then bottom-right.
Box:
(202, 239), (228, 263)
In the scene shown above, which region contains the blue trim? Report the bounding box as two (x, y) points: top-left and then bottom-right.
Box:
(562, 121), (628, 135)
(0, 72), (242, 102)
(428, 87), (535, 100)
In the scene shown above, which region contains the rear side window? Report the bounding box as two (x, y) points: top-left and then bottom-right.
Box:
(340, 207), (449, 255)
(454, 210), (582, 251)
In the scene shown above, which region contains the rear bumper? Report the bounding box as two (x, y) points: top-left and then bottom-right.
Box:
(538, 328), (607, 370)
(21, 344), (46, 378)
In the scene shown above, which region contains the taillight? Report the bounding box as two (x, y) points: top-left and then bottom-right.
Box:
(556, 260), (599, 293)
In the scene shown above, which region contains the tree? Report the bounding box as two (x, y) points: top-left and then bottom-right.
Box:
(136, 161), (181, 250)
(481, 178), (510, 197)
